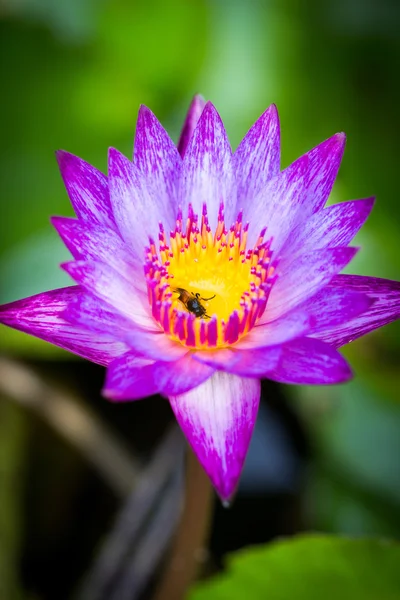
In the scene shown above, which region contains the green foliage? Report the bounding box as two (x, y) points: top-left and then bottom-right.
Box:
(189, 535), (400, 600)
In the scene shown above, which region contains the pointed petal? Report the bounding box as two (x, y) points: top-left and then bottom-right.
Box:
(177, 94), (206, 158)
(314, 275), (400, 347)
(0, 287), (126, 366)
(266, 337), (353, 385)
(169, 372), (261, 501)
(234, 104), (280, 206)
(56, 151), (116, 229)
(108, 148), (174, 260)
(280, 197), (375, 259)
(246, 133), (346, 250)
(193, 346), (281, 377)
(263, 246), (358, 322)
(286, 132), (346, 213)
(51, 216), (145, 290)
(103, 352), (158, 401)
(62, 260), (157, 331)
(180, 102), (236, 230)
(134, 105), (182, 212)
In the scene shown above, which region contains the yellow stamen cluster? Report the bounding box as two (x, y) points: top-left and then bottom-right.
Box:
(144, 203), (274, 349)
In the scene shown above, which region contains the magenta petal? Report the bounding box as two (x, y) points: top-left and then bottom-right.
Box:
(280, 197), (375, 259)
(264, 246), (358, 321)
(64, 292), (186, 362)
(177, 94), (206, 158)
(153, 353), (214, 395)
(62, 260), (157, 331)
(257, 286), (373, 336)
(266, 337), (353, 385)
(314, 275), (400, 348)
(169, 373), (261, 501)
(293, 132), (346, 213)
(0, 287), (127, 366)
(103, 352), (158, 401)
(247, 133), (346, 250)
(108, 148), (174, 260)
(134, 105), (182, 211)
(234, 104), (280, 206)
(51, 216), (145, 289)
(56, 151), (116, 229)
(193, 346), (281, 377)
(236, 308), (312, 349)
(298, 285), (374, 333)
(180, 102), (236, 230)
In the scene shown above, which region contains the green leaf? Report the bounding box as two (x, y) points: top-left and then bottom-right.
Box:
(189, 535), (400, 600)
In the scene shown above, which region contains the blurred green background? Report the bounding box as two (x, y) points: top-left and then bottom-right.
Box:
(1, 0), (400, 599)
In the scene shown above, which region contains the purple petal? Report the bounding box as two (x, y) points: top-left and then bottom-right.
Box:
(56, 151), (116, 229)
(62, 260), (157, 331)
(233, 104), (280, 207)
(247, 133), (346, 250)
(263, 246), (358, 322)
(0, 287), (127, 366)
(64, 291), (186, 362)
(134, 105), (182, 212)
(177, 94), (206, 158)
(152, 353), (215, 396)
(291, 132), (346, 213)
(300, 285), (374, 333)
(254, 286), (373, 340)
(179, 102), (236, 230)
(193, 346), (281, 377)
(103, 352), (159, 401)
(103, 350), (212, 401)
(108, 148), (174, 260)
(236, 307), (312, 349)
(168, 372), (261, 501)
(280, 197), (375, 259)
(265, 337), (353, 385)
(51, 216), (145, 290)
(314, 275), (400, 348)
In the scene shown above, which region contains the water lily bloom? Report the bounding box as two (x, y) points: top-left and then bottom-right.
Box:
(1, 96), (400, 501)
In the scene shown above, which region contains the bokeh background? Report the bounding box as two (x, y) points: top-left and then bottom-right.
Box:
(1, 0), (400, 599)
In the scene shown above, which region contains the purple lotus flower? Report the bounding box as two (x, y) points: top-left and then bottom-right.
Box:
(1, 96), (400, 501)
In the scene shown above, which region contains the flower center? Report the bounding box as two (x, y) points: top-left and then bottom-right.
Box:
(144, 203), (275, 349)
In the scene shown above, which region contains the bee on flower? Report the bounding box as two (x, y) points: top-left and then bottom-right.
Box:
(1, 95), (399, 501)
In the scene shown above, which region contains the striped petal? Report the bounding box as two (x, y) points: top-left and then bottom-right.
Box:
(180, 102), (236, 230)
(64, 292), (187, 362)
(0, 287), (126, 366)
(134, 105), (182, 212)
(280, 197), (375, 259)
(52, 216), (145, 290)
(108, 148), (174, 260)
(169, 372), (261, 501)
(56, 151), (116, 229)
(246, 133), (346, 250)
(263, 247), (358, 322)
(265, 337), (353, 385)
(314, 275), (400, 348)
(234, 104), (280, 207)
(62, 260), (156, 331)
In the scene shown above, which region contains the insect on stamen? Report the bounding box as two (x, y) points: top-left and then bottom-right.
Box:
(173, 288), (216, 319)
